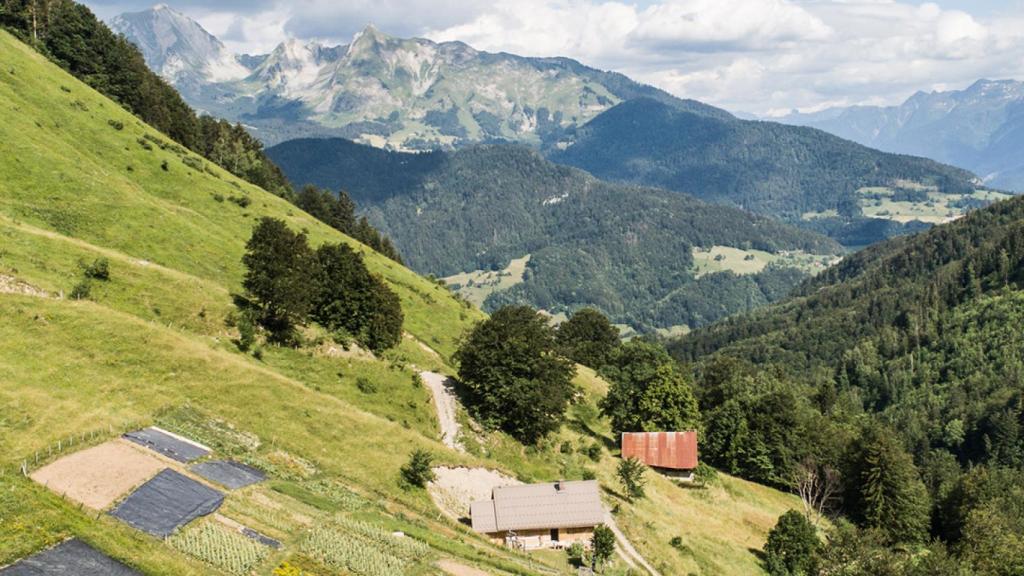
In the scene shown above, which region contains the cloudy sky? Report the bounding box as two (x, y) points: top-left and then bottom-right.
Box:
(83, 0), (1024, 116)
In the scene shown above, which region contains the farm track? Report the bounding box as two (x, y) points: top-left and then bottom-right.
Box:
(420, 371), (464, 452)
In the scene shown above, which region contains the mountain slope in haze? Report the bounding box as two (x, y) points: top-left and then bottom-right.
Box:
(112, 5), (721, 148)
(0, 27), (804, 576)
(549, 97), (992, 246)
(779, 79), (1024, 192)
(268, 137), (842, 333)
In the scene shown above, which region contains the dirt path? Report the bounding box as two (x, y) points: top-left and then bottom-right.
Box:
(420, 371), (464, 452)
(604, 510), (662, 576)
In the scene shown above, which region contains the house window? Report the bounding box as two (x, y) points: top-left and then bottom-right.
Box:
(550, 528), (559, 542)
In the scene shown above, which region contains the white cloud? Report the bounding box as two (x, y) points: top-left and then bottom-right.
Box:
(628, 0), (832, 52)
(198, 9), (290, 54)
(421, 0), (1022, 115)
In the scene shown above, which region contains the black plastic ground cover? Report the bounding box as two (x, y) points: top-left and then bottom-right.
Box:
(241, 527), (282, 549)
(109, 469), (224, 538)
(123, 427), (209, 463)
(191, 460), (266, 490)
(0, 538), (141, 575)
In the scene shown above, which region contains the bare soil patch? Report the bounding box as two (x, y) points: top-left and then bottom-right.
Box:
(317, 341), (376, 361)
(427, 466), (520, 522)
(0, 274), (47, 298)
(437, 559), (494, 576)
(30, 439), (166, 510)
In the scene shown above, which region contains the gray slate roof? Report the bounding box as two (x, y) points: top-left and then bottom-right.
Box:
(471, 480), (603, 533)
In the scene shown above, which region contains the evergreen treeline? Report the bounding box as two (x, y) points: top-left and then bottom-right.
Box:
(295, 185), (402, 263)
(549, 98), (983, 246)
(241, 217), (403, 352)
(671, 194), (1024, 572)
(268, 139), (842, 332)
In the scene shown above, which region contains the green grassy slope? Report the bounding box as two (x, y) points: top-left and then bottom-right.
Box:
(0, 29), (801, 576)
(0, 31), (476, 359)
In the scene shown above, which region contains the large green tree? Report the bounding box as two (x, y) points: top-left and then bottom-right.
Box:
(844, 425), (930, 544)
(313, 242), (403, 352)
(455, 305), (576, 443)
(598, 339), (700, 435)
(764, 510), (819, 576)
(242, 218), (317, 341)
(556, 308), (620, 369)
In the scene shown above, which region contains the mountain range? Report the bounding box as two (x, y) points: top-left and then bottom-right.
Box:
(110, 4), (702, 148)
(546, 97), (988, 246)
(112, 5), (997, 251)
(267, 138), (841, 333)
(778, 79), (1024, 192)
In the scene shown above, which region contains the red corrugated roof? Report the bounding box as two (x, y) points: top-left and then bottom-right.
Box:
(621, 431), (698, 470)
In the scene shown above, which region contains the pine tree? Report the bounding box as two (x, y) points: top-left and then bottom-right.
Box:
(763, 510), (819, 576)
(844, 425), (930, 544)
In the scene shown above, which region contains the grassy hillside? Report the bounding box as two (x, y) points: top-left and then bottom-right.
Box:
(0, 28), (802, 576)
(268, 138), (842, 333)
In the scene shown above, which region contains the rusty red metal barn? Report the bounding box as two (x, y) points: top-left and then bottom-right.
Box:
(621, 431), (698, 470)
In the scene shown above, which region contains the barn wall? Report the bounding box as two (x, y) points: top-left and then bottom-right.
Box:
(485, 526), (596, 549)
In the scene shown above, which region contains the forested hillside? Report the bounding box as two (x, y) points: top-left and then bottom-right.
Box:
(669, 193), (1024, 573)
(550, 98), (988, 246)
(268, 138), (842, 332)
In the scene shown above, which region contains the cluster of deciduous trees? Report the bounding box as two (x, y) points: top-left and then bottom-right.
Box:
(456, 306), (706, 450)
(242, 217), (402, 352)
(455, 305), (577, 443)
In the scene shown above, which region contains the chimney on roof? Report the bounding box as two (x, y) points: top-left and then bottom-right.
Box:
(555, 480), (564, 491)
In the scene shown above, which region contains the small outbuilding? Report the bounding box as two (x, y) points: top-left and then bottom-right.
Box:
(621, 431), (698, 479)
(470, 480), (603, 550)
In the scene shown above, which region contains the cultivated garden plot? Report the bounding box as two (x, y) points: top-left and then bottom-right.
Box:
(168, 521), (270, 575)
(300, 517), (433, 576)
(0, 539), (141, 575)
(109, 469), (225, 538)
(28, 439), (166, 510)
(123, 427), (211, 463)
(191, 460), (266, 490)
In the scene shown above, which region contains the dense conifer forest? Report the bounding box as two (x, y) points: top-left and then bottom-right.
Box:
(670, 194), (1024, 572)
